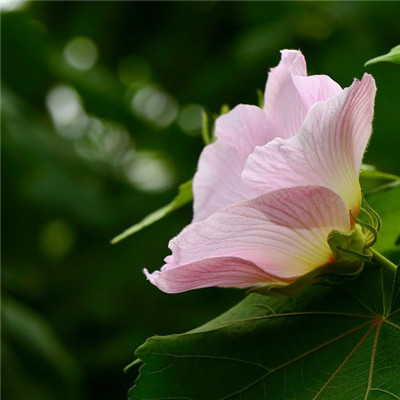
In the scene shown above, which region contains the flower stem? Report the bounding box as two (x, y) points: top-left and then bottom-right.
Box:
(370, 248), (398, 272)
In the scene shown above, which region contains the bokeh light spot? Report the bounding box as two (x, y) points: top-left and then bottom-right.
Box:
(46, 84), (87, 138)
(131, 86), (178, 128)
(0, 0), (30, 12)
(74, 118), (131, 163)
(122, 150), (175, 193)
(63, 37), (98, 71)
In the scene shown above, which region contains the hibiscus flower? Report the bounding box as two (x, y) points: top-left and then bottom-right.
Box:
(145, 50), (376, 293)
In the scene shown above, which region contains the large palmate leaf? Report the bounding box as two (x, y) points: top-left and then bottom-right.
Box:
(129, 263), (399, 400)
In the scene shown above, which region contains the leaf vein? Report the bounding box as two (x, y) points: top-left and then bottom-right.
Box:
(364, 322), (382, 399)
(196, 311), (373, 332)
(384, 320), (400, 331)
(220, 320), (374, 400)
(312, 323), (377, 400)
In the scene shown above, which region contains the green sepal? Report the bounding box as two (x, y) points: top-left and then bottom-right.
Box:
(201, 104), (230, 146)
(256, 89), (264, 108)
(327, 224), (370, 263)
(201, 108), (213, 145)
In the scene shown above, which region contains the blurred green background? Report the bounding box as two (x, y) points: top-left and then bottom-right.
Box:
(2, 1), (400, 399)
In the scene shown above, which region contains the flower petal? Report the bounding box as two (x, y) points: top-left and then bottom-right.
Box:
(145, 186), (350, 293)
(214, 105), (276, 156)
(264, 50), (342, 138)
(192, 105), (275, 222)
(244, 73), (376, 214)
(144, 257), (284, 294)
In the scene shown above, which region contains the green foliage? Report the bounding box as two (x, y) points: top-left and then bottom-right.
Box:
(360, 164), (400, 195)
(365, 45), (400, 66)
(366, 186), (400, 257)
(360, 165), (400, 182)
(130, 263), (400, 400)
(111, 180), (193, 244)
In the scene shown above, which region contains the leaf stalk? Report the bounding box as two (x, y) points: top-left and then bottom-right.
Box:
(370, 248), (398, 272)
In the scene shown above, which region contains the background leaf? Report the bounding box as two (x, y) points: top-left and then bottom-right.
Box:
(365, 45), (400, 66)
(360, 164), (400, 183)
(365, 186), (400, 259)
(360, 164), (400, 195)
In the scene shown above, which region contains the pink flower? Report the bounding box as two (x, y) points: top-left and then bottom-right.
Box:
(144, 50), (376, 293)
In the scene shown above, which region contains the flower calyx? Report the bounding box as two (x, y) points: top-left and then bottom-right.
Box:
(328, 198), (381, 264)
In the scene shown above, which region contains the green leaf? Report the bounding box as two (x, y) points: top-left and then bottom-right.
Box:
(360, 164), (400, 182)
(365, 185), (400, 257)
(111, 180), (193, 244)
(365, 45), (400, 66)
(129, 264), (400, 400)
(360, 164), (400, 195)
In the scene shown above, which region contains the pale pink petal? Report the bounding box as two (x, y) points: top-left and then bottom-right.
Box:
(292, 74), (343, 110)
(145, 186), (350, 293)
(264, 50), (342, 138)
(214, 105), (276, 158)
(244, 74), (376, 215)
(192, 105), (275, 222)
(144, 257), (284, 294)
